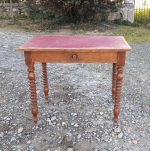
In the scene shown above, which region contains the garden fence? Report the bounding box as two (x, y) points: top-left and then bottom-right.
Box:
(134, 0), (150, 22)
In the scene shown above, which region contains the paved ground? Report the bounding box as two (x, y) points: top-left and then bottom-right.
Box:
(0, 29), (150, 151)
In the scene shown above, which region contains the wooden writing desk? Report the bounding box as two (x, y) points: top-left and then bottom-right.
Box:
(17, 35), (131, 126)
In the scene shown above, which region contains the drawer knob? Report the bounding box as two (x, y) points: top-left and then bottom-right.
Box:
(71, 54), (78, 61)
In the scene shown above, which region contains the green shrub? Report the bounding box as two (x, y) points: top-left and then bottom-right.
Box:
(114, 19), (140, 27)
(24, 0), (124, 23)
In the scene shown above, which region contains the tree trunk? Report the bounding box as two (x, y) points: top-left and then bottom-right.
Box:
(10, 0), (14, 23)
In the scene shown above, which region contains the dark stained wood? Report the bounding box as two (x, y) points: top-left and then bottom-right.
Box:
(17, 36), (131, 126)
(42, 63), (49, 102)
(24, 52), (38, 126)
(112, 63), (118, 101)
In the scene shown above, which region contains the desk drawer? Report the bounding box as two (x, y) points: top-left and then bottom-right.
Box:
(31, 51), (117, 63)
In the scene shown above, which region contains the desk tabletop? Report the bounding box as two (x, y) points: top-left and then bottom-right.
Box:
(17, 35), (131, 52)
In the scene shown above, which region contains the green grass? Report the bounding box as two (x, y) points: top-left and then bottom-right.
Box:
(1, 15), (150, 43)
(113, 25), (150, 42)
(0, 16), (11, 20)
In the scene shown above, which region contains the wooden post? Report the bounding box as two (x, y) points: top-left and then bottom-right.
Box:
(24, 52), (38, 126)
(10, 0), (15, 23)
(42, 63), (49, 102)
(112, 63), (118, 101)
(114, 52), (126, 124)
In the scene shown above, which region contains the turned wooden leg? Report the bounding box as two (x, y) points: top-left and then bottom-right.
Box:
(42, 63), (49, 102)
(112, 63), (118, 101)
(114, 65), (124, 124)
(24, 52), (38, 126)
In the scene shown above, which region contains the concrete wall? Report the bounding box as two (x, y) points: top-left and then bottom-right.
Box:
(107, 0), (135, 23)
(121, 0), (135, 22)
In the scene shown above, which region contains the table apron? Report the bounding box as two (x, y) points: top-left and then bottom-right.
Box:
(31, 51), (118, 63)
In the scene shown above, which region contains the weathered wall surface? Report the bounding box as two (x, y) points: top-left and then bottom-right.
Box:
(107, 0), (135, 23)
(122, 0), (135, 23)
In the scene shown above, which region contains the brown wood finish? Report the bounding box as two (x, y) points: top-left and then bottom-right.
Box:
(31, 51), (118, 63)
(42, 63), (49, 102)
(112, 63), (118, 101)
(113, 52), (126, 124)
(17, 36), (131, 126)
(24, 52), (38, 126)
(17, 48), (131, 52)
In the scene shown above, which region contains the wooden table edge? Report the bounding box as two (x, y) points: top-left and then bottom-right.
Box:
(16, 48), (132, 52)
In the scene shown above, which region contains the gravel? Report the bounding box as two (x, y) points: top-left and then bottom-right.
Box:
(17, 127), (24, 134)
(0, 29), (150, 151)
(117, 132), (123, 139)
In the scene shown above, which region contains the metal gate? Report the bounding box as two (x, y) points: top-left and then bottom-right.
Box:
(134, 0), (150, 22)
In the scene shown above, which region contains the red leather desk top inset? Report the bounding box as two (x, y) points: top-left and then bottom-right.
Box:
(17, 35), (131, 51)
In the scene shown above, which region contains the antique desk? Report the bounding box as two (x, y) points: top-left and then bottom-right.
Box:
(17, 35), (131, 126)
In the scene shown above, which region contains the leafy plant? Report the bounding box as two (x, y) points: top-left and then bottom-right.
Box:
(24, 0), (124, 23)
(114, 19), (140, 27)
